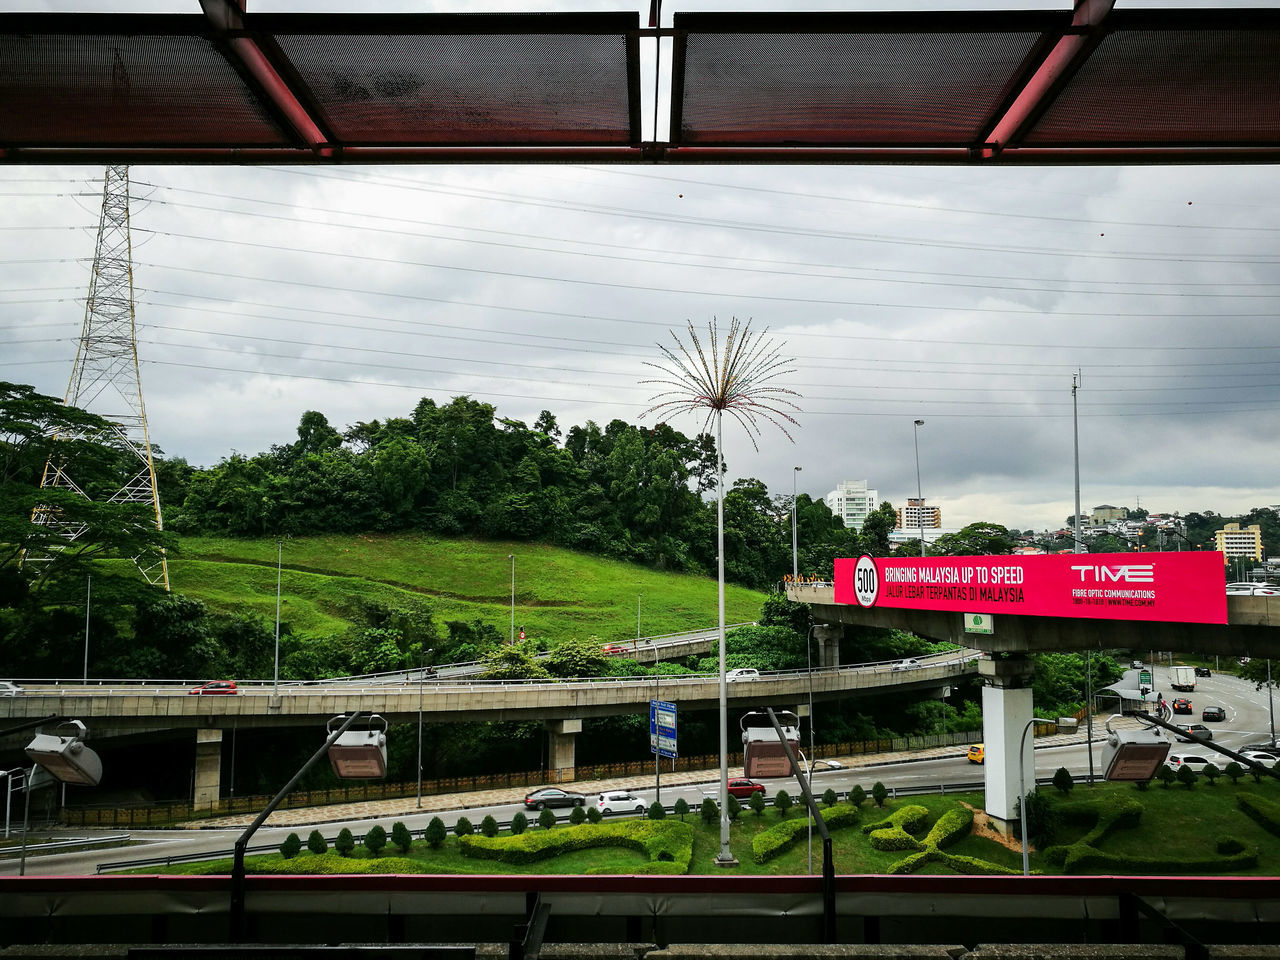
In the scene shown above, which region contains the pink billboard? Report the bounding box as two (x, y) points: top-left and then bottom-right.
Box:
(833, 552), (1227, 625)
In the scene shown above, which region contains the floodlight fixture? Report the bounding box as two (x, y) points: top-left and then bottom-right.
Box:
(25, 719), (102, 786)
(1101, 714), (1171, 781)
(327, 713), (388, 779)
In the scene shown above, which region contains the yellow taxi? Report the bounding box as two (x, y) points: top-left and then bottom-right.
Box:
(967, 743), (985, 764)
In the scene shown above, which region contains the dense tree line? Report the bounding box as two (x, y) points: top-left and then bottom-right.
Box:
(158, 396), (903, 590)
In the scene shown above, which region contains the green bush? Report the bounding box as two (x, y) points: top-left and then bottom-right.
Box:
(307, 830), (327, 855)
(460, 820), (695, 873)
(569, 805), (587, 826)
(425, 817), (446, 849)
(538, 807), (556, 830)
(863, 805), (929, 852)
(1158, 764), (1176, 788)
(510, 812), (528, 835)
(700, 797), (718, 824)
(1014, 790), (1057, 848)
(773, 789), (793, 817)
(748, 791), (767, 817)
(481, 815), (500, 837)
(364, 824), (387, 855)
(871, 782), (888, 807)
(848, 785), (866, 808)
(921, 807), (972, 849)
(648, 801), (666, 821)
(454, 817), (473, 838)
(752, 806), (861, 863)
(279, 833), (302, 859)
(727, 795), (741, 821)
(822, 788), (837, 808)
(1052, 767), (1075, 795)
(391, 821), (412, 854)
(586, 806), (603, 824)
(1238, 792), (1280, 838)
(1177, 764), (1198, 789)
(673, 798), (690, 821)
(335, 828), (355, 857)
(1204, 763), (1222, 786)
(1224, 762), (1244, 784)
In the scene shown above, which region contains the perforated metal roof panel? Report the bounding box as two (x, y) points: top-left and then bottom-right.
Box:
(671, 12), (1065, 148)
(1020, 8), (1280, 147)
(257, 13), (640, 146)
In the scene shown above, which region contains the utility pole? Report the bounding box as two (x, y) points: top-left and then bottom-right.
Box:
(27, 166), (168, 589)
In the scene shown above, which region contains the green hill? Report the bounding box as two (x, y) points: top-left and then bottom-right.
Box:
(169, 533), (766, 646)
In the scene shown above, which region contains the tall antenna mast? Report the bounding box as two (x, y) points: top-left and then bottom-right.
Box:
(29, 165), (169, 590)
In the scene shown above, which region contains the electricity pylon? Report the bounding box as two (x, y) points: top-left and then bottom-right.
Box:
(28, 165), (169, 590)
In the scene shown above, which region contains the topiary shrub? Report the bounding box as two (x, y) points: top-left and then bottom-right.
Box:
(1204, 763), (1222, 786)
(586, 806), (603, 824)
(752, 807), (861, 863)
(1157, 764), (1177, 788)
(279, 833), (302, 859)
(1224, 762), (1244, 785)
(307, 830), (327, 855)
(1134, 778), (1150, 792)
(510, 811), (528, 835)
(335, 828), (355, 857)
(727, 795), (742, 821)
(1177, 764), (1198, 789)
(391, 821), (413, 854)
(425, 817), (446, 848)
(454, 817), (474, 838)
(822, 788), (838, 807)
(1052, 767), (1075, 795)
(647, 801), (666, 821)
(773, 789), (793, 817)
(749, 791), (767, 817)
(848, 784), (866, 808)
(538, 807), (556, 830)
(569, 805), (587, 826)
(364, 824), (387, 856)
(700, 797), (719, 824)
(674, 798), (690, 821)
(481, 815), (500, 837)
(871, 782), (888, 808)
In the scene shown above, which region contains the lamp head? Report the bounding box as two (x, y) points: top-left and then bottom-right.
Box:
(914, 419), (925, 426)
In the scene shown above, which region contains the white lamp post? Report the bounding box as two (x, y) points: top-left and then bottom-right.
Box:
(792, 465), (802, 580)
(82, 574), (91, 683)
(273, 539), (282, 697)
(416, 648), (433, 808)
(507, 554), (515, 644)
(913, 419), (926, 557)
(1019, 716), (1059, 875)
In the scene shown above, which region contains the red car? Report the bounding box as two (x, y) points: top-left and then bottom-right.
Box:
(726, 777), (766, 799)
(601, 643), (629, 654)
(189, 680), (238, 696)
(1172, 698), (1193, 715)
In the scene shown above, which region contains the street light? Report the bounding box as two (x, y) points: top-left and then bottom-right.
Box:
(82, 575), (91, 683)
(913, 419), (925, 557)
(805, 622), (818, 874)
(1018, 716), (1077, 875)
(417, 648), (433, 808)
(507, 554), (515, 644)
(792, 465), (802, 581)
(273, 539), (282, 697)
(23, 720), (103, 876)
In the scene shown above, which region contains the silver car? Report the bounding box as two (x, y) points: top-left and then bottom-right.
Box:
(0, 681), (24, 696)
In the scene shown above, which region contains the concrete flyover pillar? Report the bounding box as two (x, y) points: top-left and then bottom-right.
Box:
(813, 623), (842, 668)
(978, 655), (1036, 828)
(193, 728), (223, 811)
(546, 719), (582, 782)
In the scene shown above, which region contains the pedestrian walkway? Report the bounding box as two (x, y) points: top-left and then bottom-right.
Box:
(186, 725), (1103, 830)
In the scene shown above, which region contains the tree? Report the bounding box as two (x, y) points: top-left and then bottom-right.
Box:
(700, 797), (719, 824)
(748, 791), (767, 818)
(454, 817), (474, 837)
(1177, 764), (1198, 789)
(279, 833), (302, 859)
(727, 795), (742, 821)
(1157, 764), (1177, 788)
(932, 522), (1016, 556)
(307, 830), (327, 855)
(648, 801), (666, 821)
(335, 828), (355, 857)
(543, 636), (611, 679)
(510, 811), (528, 835)
(1224, 762), (1244, 785)
(425, 817), (447, 849)
(871, 782), (888, 808)
(364, 824), (387, 856)
(673, 797), (690, 821)
(821, 788), (837, 808)
(1203, 763), (1221, 786)
(773, 789), (793, 818)
(569, 805), (587, 825)
(481, 644), (551, 681)
(481, 815), (500, 837)
(586, 806), (602, 824)
(537, 807), (556, 830)
(391, 821), (413, 854)
(1052, 767), (1075, 795)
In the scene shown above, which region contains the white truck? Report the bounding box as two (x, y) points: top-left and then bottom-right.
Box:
(1170, 665), (1196, 692)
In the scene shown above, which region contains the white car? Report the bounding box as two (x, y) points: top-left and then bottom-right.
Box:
(0, 681), (24, 696)
(726, 668), (760, 682)
(1239, 751), (1280, 766)
(596, 790), (646, 815)
(811, 759), (846, 771)
(891, 658), (922, 671)
(1165, 753), (1215, 772)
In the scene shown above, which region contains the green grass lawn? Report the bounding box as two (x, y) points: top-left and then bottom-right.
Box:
(167, 533), (764, 643)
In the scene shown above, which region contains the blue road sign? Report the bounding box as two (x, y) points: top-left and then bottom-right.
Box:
(650, 699), (677, 759)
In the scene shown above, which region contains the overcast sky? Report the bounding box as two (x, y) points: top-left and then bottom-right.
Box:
(3, 1), (1279, 534)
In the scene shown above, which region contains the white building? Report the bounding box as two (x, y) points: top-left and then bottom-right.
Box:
(824, 479), (879, 532)
(897, 498), (941, 530)
(1216, 522), (1263, 561)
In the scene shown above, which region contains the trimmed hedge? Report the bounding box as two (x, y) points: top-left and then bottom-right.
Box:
(751, 806), (861, 863)
(459, 820), (694, 873)
(1238, 792), (1280, 837)
(863, 804), (929, 852)
(921, 806), (973, 850)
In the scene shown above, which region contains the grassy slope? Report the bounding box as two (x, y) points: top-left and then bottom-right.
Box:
(169, 533), (765, 643)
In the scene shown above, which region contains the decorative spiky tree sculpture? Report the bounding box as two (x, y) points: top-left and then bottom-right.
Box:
(645, 317), (800, 865)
